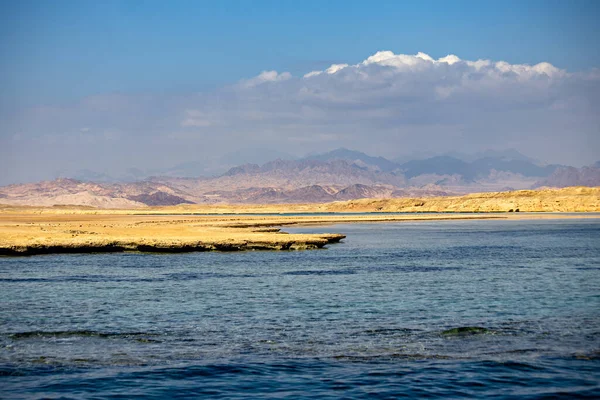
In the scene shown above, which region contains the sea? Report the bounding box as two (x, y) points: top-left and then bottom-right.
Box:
(1, 218), (599, 398)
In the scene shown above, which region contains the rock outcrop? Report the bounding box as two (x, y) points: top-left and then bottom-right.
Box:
(534, 166), (600, 188)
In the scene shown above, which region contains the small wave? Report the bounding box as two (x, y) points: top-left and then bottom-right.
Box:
(370, 264), (462, 273)
(0, 276), (163, 283)
(8, 330), (158, 340)
(481, 348), (540, 356)
(361, 327), (418, 336)
(283, 269), (357, 276)
(332, 353), (453, 361)
(476, 360), (546, 372)
(165, 272), (257, 280)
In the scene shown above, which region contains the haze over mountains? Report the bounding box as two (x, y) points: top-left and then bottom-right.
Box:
(1, 148), (599, 208)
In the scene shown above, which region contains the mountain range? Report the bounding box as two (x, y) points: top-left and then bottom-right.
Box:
(1, 148), (598, 207)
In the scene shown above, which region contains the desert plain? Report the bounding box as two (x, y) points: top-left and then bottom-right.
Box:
(0, 187), (598, 256)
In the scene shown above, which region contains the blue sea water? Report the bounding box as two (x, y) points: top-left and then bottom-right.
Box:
(1, 219), (599, 398)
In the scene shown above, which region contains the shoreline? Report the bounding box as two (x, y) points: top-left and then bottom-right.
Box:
(1, 210), (599, 257)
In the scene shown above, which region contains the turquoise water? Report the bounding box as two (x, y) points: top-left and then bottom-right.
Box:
(1, 219), (599, 398)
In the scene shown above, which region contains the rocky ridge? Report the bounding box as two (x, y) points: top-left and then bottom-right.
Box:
(1, 149), (598, 208)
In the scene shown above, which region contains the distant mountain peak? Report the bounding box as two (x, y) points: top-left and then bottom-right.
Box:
(533, 165), (600, 188)
(303, 148), (398, 172)
(423, 148), (541, 164)
(223, 163), (261, 176)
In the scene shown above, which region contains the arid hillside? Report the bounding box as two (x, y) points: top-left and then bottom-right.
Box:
(4, 149), (599, 208)
(1, 187), (597, 215)
(324, 187), (600, 213)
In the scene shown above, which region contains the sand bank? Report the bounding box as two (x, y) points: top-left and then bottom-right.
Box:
(1, 208), (598, 256)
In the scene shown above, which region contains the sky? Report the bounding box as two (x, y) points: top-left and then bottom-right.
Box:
(1, 0), (599, 184)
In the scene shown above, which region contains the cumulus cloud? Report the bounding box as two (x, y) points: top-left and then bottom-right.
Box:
(1, 50), (598, 184)
(304, 63), (349, 77)
(241, 70), (292, 87)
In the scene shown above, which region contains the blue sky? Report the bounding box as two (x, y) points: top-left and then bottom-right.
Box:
(0, 1), (599, 184)
(2, 0), (599, 106)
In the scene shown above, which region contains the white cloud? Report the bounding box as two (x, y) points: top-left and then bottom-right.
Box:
(241, 70), (292, 87)
(306, 50), (567, 80)
(304, 63), (349, 77)
(415, 52), (434, 62)
(303, 70), (322, 78)
(438, 54), (461, 65)
(2, 49), (598, 184)
(326, 63), (349, 74)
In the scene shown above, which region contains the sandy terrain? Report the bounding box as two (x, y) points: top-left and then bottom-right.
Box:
(0, 212), (503, 256)
(0, 211), (597, 256)
(1, 187), (598, 215)
(0, 187), (598, 256)
(326, 187), (600, 213)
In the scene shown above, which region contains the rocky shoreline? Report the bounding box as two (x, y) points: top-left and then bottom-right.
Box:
(0, 233), (345, 256)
